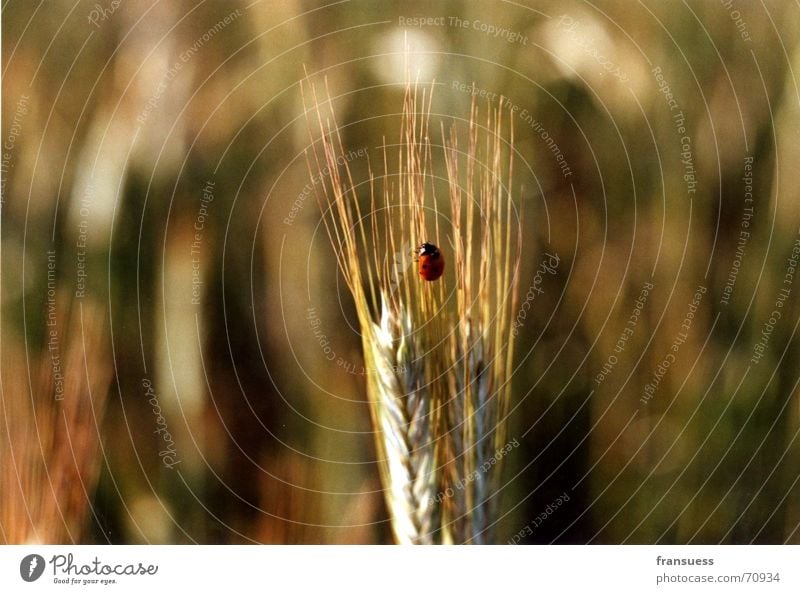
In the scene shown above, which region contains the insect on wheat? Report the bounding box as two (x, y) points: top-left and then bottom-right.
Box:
(303, 74), (521, 544)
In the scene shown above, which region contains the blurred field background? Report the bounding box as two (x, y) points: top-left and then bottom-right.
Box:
(2, 0), (800, 544)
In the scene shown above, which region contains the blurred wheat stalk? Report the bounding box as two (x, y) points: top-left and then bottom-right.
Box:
(1, 299), (112, 543)
(304, 78), (520, 544)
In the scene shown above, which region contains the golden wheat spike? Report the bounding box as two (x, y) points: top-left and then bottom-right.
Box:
(303, 74), (520, 544)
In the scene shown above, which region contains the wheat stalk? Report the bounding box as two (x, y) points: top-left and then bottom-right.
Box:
(303, 75), (520, 544)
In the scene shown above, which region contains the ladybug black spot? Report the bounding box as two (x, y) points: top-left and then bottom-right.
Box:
(418, 242), (440, 257)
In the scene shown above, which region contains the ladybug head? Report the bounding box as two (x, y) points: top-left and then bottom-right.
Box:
(418, 242), (440, 257)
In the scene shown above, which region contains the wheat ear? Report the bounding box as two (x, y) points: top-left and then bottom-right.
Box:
(303, 73), (520, 544)
(441, 98), (521, 544)
(303, 77), (442, 544)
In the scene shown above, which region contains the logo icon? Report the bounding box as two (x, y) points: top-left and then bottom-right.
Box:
(20, 554), (45, 582)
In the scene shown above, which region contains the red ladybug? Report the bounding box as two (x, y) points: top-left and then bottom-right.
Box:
(417, 242), (445, 281)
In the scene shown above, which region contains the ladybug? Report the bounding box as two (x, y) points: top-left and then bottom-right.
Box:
(417, 242), (445, 281)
